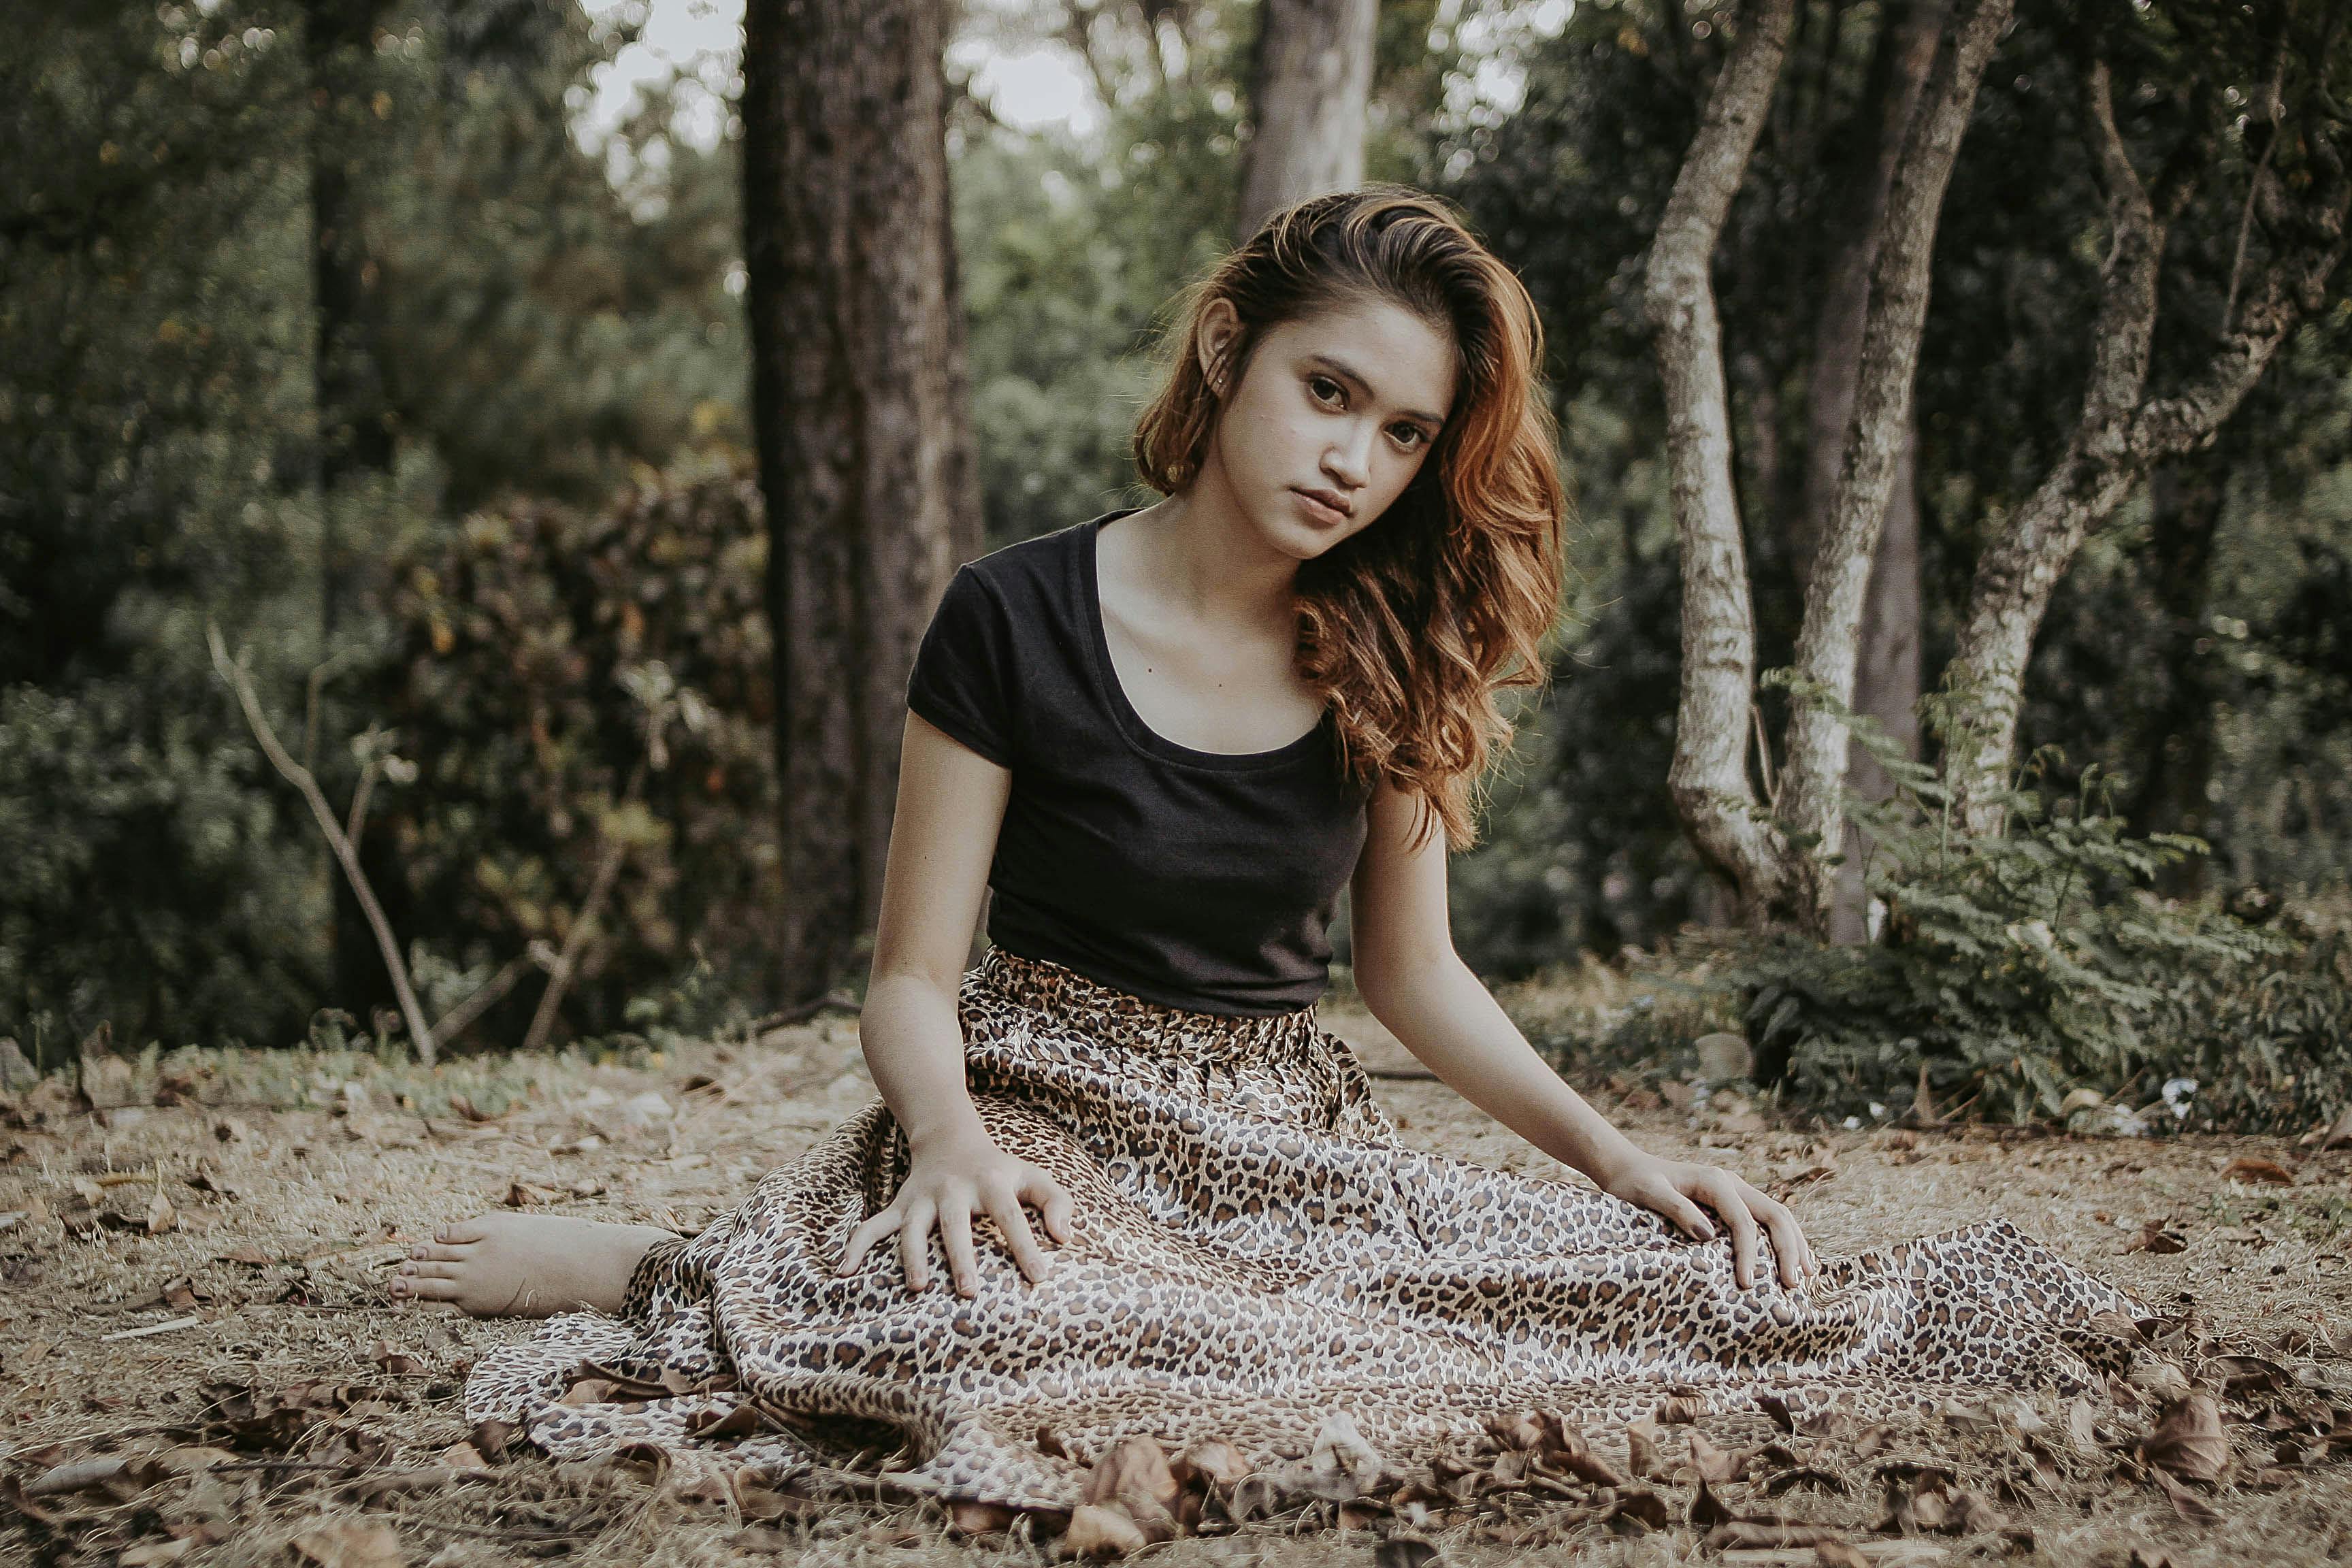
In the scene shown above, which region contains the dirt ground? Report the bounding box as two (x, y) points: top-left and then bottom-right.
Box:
(3, 998), (2349, 1567)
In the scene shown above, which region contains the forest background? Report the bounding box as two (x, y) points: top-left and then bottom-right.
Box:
(5, 0), (2350, 1131)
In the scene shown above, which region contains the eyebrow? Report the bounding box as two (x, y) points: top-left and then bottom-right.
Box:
(1305, 353), (1449, 430)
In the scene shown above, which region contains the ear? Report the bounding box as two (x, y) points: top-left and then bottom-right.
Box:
(1194, 297), (1243, 393)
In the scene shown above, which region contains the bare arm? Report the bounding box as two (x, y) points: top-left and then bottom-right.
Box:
(1347, 778), (1815, 1290)
(834, 711), (1074, 1296)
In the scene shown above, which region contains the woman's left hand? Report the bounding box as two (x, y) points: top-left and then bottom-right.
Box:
(1597, 1152), (1817, 1290)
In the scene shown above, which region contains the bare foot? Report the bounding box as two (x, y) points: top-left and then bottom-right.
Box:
(386, 1214), (677, 1317)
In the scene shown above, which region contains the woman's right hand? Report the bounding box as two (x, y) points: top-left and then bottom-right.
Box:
(834, 1128), (1076, 1296)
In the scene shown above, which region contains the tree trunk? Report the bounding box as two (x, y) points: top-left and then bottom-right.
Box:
(1830, 425), (1921, 941)
(2126, 437), (2234, 895)
(1235, 0), (1377, 238)
(742, 0), (977, 1005)
(1644, 0), (1801, 924)
(1944, 52), (2351, 831)
(1776, 0), (2012, 933)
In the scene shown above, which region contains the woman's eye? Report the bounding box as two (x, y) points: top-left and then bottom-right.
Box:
(1390, 424), (1427, 450)
(1308, 374), (1344, 406)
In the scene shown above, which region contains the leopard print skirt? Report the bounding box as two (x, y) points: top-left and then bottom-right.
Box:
(461, 946), (2141, 1507)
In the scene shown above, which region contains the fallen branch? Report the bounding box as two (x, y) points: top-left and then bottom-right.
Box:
(519, 764), (645, 1054)
(206, 624), (438, 1064)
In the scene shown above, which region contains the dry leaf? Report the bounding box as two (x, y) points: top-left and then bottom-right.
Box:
(289, 1520), (406, 1568)
(2126, 1221), (2187, 1255)
(2141, 1392), (2228, 1484)
(120, 1543), (195, 1567)
(1170, 1437), (1250, 1490)
(1085, 1435), (1179, 1538)
(1483, 1411), (1544, 1452)
(1654, 1393), (1703, 1424)
(1035, 1424), (1069, 1459)
(2150, 1465), (2225, 1524)
(1605, 1486), (1670, 1531)
(470, 1418), (514, 1460)
(1704, 1520), (1849, 1548)
(144, 1190), (177, 1235)
(2129, 1360), (2192, 1403)
(1686, 1428), (1740, 1484)
(2221, 1156), (2295, 1186)
(2066, 1397), (2100, 1452)
(2319, 1105), (2352, 1152)
(1064, 1502), (1146, 1560)
(1814, 1544), (1872, 1568)
(1625, 1416), (1664, 1479)
(436, 1442), (489, 1471)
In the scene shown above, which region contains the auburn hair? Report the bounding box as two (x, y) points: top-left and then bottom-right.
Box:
(1132, 185), (1566, 853)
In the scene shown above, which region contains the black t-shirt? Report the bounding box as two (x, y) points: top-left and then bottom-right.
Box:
(904, 509), (1371, 1016)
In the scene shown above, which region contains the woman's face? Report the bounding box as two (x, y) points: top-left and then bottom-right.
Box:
(1198, 293), (1458, 559)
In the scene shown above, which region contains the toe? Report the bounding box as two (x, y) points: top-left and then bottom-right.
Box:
(436, 1215), (494, 1246)
(409, 1241), (470, 1263)
(406, 1275), (466, 1303)
(408, 1260), (465, 1281)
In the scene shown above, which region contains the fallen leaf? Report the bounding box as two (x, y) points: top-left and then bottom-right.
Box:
(2129, 1360), (2192, 1403)
(947, 1499), (1015, 1536)
(289, 1520), (406, 1568)
(1685, 1428), (1740, 1484)
(2127, 1221), (2188, 1256)
(1704, 1520), (1850, 1548)
(1813, 1544), (1872, 1568)
(1170, 1437), (1250, 1490)
(469, 1418), (514, 1460)
(2141, 1392), (2228, 1484)
(2150, 1465), (2225, 1524)
(1605, 1486), (1670, 1531)
(1654, 1392), (1703, 1424)
(120, 1543), (195, 1567)
(368, 1339), (427, 1377)
(1625, 1416), (1664, 1479)
(2318, 1105), (2352, 1152)
(217, 1243), (272, 1267)
(1483, 1411), (1544, 1452)
(2065, 1398), (2100, 1452)
(436, 1441), (489, 1471)
(502, 1179), (560, 1209)
(1085, 1435), (1179, 1537)
(1064, 1502), (1145, 1560)
(159, 1275), (210, 1310)
(2221, 1156), (2296, 1186)
(1035, 1424), (1069, 1459)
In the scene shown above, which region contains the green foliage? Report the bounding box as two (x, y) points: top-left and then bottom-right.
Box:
(1718, 721), (2347, 1131)
(365, 461), (777, 1045)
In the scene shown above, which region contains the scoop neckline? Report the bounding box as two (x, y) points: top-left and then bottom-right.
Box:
(1080, 510), (1330, 772)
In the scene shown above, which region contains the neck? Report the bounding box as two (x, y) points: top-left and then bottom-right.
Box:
(1128, 461), (1298, 630)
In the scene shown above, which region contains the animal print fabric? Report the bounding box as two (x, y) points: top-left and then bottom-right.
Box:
(463, 946), (2142, 1507)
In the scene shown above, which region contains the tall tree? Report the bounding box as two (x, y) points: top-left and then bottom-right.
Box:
(1235, 0), (1377, 235)
(741, 0), (980, 1004)
(1942, 6), (2351, 830)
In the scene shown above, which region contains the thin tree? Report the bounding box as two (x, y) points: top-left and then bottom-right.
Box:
(1645, 0), (2014, 934)
(1942, 10), (2351, 831)
(740, 0), (981, 1005)
(1235, 0), (1378, 238)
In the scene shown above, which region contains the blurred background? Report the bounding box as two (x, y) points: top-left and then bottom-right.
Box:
(3, 0), (2347, 1126)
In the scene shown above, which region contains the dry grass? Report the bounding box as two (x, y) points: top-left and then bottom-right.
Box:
(3, 994), (2349, 1566)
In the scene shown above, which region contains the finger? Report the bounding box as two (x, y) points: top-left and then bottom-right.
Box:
(987, 1186), (1051, 1284)
(1024, 1169), (1077, 1245)
(836, 1205), (901, 1275)
(897, 1198), (936, 1292)
(1704, 1178), (1763, 1290)
(938, 1195), (981, 1298)
(1650, 1184), (1715, 1243)
(1748, 1189), (1810, 1289)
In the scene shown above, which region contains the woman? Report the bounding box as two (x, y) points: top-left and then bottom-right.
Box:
(395, 188), (2136, 1509)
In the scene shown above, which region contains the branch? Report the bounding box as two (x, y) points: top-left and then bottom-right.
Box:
(208, 624), (437, 1065)
(519, 764), (646, 1054)
(429, 954), (527, 1047)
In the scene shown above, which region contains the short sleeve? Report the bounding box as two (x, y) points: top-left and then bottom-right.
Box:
(905, 564), (1017, 766)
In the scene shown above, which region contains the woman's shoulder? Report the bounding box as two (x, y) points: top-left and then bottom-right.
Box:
(954, 510), (1117, 602)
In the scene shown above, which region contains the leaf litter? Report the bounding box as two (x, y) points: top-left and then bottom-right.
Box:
(3, 1030), (2351, 1565)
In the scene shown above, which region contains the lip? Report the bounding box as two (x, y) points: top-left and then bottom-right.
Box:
(1290, 486), (1356, 526)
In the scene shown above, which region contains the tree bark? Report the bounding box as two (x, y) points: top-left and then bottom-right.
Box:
(1234, 0), (1377, 238)
(742, 0), (976, 1005)
(1644, 0), (1801, 924)
(1830, 425), (1921, 941)
(1944, 52), (2351, 831)
(1777, 0), (2012, 932)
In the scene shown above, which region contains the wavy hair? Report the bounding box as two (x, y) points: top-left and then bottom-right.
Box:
(1132, 185), (1566, 853)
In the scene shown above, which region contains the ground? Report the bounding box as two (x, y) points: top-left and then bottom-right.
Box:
(2, 992), (2349, 1567)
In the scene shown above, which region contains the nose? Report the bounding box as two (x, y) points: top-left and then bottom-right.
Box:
(1323, 421), (1373, 491)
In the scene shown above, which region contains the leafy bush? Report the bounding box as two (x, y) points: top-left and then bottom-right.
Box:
(1716, 735), (2349, 1131)
(361, 459), (778, 1047)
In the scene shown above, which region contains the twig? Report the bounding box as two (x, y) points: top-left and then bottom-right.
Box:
(98, 1316), (201, 1341)
(208, 623), (438, 1064)
(345, 754), (382, 850)
(520, 768), (642, 1055)
(764, 989), (866, 1028)
(429, 956), (529, 1045)
(2223, 35), (2290, 337)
